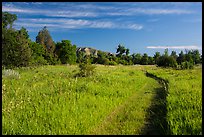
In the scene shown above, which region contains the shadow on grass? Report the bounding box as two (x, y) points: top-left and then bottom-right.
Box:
(141, 72), (169, 135)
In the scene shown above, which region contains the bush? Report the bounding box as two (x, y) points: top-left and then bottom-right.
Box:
(181, 61), (194, 69)
(108, 61), (117, 65)
(157, 56), (177, 68)
(77, 63), (96, 77)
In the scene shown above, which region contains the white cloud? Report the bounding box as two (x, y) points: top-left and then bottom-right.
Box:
(106, 8), (194, 17)
(15, 18), (143, 31)
(126, 24), (143, 30)
(31, 2), (43, 5)
(2, 5), (98, 17)
(2, 3), (195, 19)
(146, 45), (201, 49)
(2, 5), (34, 13)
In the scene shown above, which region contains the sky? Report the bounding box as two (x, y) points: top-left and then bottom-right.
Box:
(2, 2), (202, 56)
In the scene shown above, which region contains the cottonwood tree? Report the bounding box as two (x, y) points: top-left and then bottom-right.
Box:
(36, 26), (55, 53)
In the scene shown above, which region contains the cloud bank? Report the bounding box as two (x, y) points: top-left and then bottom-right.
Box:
(146, 45), (201, 49)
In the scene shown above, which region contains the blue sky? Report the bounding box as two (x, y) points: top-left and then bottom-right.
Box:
(2, 2), (202, 56)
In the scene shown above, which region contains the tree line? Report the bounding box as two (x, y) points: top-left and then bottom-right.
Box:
(2, 12), (202, 69)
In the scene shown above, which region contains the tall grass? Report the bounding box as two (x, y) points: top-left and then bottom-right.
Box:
(2, 65), (201, 135)
(2, 65), (159, 135)
(148, 65), (202, 135)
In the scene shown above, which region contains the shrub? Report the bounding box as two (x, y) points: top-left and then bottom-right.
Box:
(181, 61), (194, 69)
(77, 63), (96, 77)
(157, 56), (178, 68)
(109, 61), (117, 65)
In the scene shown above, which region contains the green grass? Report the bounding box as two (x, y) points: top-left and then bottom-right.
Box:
(147, 65), (202, 135)
(2, 65), (160, 135)
(2, 64), (202, 135)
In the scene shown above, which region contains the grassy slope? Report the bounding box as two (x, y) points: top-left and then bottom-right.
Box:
(2, 65), (161, 135)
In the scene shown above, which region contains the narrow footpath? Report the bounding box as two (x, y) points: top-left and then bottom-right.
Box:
(90, 72), (168, 135)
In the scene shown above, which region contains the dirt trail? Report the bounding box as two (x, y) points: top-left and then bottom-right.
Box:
(90, 83), (148, 134)
(90, 73), (167, 135)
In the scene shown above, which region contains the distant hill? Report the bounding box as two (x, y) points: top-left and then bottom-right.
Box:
(76, 47), (116, 57)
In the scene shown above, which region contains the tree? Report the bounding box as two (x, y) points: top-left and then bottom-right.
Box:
(185, 50), (194, 64)
(55, 40), (77, 64)
(76, 50), (85, 63)
(140, 53), (149, 65)
(125, 48), (130, 56)
(148, 56), (154, 65)
(157, 50), (177, 68)
(132, 53), (142, 64)
(96, 51), (109, 65)
(2, 12), (32, 68)
(2, 12), (17, 29)
(29, 42), (48, 65)
(36, 26), (55, 53)
(116, 44), (126, 57)
(167, 56), (178, 68)
(170, 51), (178, 60)
(2, 28), (32, 68)
(164, 48), (169, 56)
(192, 50), (201, 64)
(154, 52), (161, 65)
(177, 51), (186, 65)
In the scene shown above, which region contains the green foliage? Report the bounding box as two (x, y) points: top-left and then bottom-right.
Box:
(55, 40), (77, 64)
(125, 48), (130, 56)
(140, 53), (149, 65)
(192, 50), (201, 64)
(29, 42), (48, 66)
(76, 51), (86, 63)
(2, 25), (32, 68)
(2, 12), (17, 29)
(43, 51), (61, 65)
(77, 63), (96, 77)
(168, 56), (178, 68)
(77, 56), (96, 77)
(177, 51), (186, 65)
(95, 51), (107, 64)
(157, 55), (178, 68)
(108, 61), (117, 65)
(170, 51), (178, 60)
(132, 53), (142, 64)
(116, 44), (126, 57)
(180, 61), (194, 69)
(154, 52), (161, 64)
(148, 56), (154, 65)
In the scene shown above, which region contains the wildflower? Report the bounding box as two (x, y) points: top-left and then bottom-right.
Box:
(2, 69), (20, 79)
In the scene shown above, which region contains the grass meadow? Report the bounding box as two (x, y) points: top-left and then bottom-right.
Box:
(148, 65), (202, 135)
(2, 64), (202, 135)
